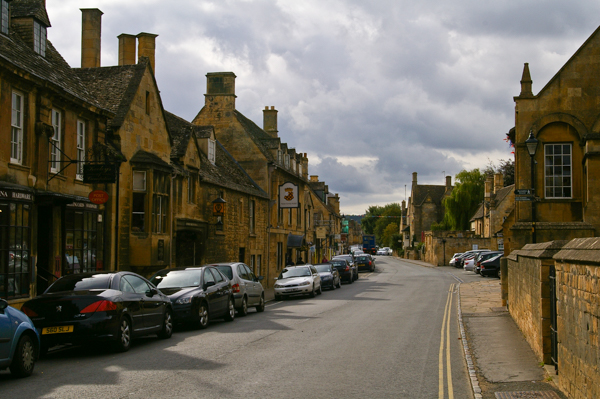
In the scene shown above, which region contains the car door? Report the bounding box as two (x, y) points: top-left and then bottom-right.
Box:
(0, 303), (15, 362)
(202, 268), (223, 316)
(241, 264), (260, 306)
(119, 275), (145, 333)
(123, 274), (163, 331)
(309, 265), (321, 290)
(211, 268), (230, 315)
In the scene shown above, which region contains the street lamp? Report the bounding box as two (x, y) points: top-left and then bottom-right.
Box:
(525, 130), (539, 243)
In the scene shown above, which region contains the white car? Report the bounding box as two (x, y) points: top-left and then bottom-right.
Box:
(449, 253), (462, 266)
(274, 265), (322, 300)
(377, 247), (392, 256)
(463, 256), (477, 271)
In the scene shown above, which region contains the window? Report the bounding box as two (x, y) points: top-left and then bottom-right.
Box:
(50, 109), (61, 173)
(153, 172), (169, 233)
(203, 268), (215, 285)
(33, 21), (46, 56)
(277, 150), (283, 165)
(1, 1), (8, 35)
(288, 208), (292, 226)
(285, 154), (290, 169)
(0, 202), (31, 299)
(249, 200), (255, 233)
(291, 159), (296, 173)
(544, 144), (572, 198)
(188, 173), (197, 204)
(256, 255), (261, 276)
(250, 256), (255, 275)
(208, 139), (216, 164)
(11, 91), (24, 164)
(145, 91), (150, 115)
(278, 207), (283, 225)
(297, 202), (302, 226)
(77, 120), (86, 180)
(65, 207), (99, 274)
(132, 171), (146, 232)
(123, 275), (151, 295)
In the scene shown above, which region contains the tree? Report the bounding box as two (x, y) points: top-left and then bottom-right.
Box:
(362, 203), (403, 245)
(381, 223), (399, 247)
(439, 168), (486, 231)
(483, 158), (515, 186)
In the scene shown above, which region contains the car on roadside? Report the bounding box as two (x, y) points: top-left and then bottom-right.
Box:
(21, 272), (173, 354)
(150, 266), (235, 329)
(474, 251), (503, 274)
(479, 253), (503, 277)
(377, 247), (392, 256)
(332, 255), (358, 281)
(455, 250), (491, 269)
(274, 265), (322, 300)
(0, 299), (40, 377)
(354, 254), (375, 272)
(314, 263), (341, 290)
(463, 255), (478, 271)
(449, 253), (462, 267)
(329, 259), (354, 284)
(209, 262), (265, 316)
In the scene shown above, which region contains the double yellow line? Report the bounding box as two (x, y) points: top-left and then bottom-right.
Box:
(439, 283), (455, 399)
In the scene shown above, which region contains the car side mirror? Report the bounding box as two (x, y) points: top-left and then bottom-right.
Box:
(147, 288), (158, 297)
(204, 281), (216, 289)
(0, 299), (7, 311)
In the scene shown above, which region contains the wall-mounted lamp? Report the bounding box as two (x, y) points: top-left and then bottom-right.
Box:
(212, 196), (226, 231)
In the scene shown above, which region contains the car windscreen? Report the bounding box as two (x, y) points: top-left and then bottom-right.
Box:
(150, 270), (202, 289)
(314, 265), (331, 273)
(334, 256), (352, 261)
(330, 261), (346, 267)
(214, 265), (233, 280)
(355, 256), (369, 261)
(47, 274), (111, 293)
(279, 267), (311, 278)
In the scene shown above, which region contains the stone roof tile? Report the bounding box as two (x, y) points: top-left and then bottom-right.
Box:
(11, 0), (51, 27)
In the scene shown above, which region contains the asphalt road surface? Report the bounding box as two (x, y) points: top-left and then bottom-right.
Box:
(1, 257), (478, 399)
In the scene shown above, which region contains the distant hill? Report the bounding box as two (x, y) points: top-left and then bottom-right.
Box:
(345, 215), (364, 224)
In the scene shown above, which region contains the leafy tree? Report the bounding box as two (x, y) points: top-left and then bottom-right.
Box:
(483, 158), (515, 186)
(362, 203), (403, 245)
(361, 205), (383, 235)
(381, 223), (399, 247)
(439, 168), (486, 231)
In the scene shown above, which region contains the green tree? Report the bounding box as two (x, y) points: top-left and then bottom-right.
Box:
(381, 223), (399, 247)
(483, 158), (515, 186)
(362, 203), (403, 245)
(361, 205), (383, 235)
(439, 168), (486, 230)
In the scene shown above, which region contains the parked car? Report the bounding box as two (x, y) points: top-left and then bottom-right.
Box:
(209, 263), (265, 316)
(21, 272), (173, 354)
(274, 265), (322, 300)
(354, 254), (375, 272)
(463, 255), (477, 271)
(0, 299), (40, 377)
(314, 263), (341, 290)
(329, 259), (354, 284)
(377, 247), (392, 256)
(150, 266), (235, 328)
(475, 251), (503, 274)
(449, 253), (462, 267)
(455, 250), (491, 269)
(332, 255), (358, 281)
(480, 254), (503, 277)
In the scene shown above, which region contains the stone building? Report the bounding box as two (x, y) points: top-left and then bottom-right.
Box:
(166, 111), (269, 277)
(0, 1), (114, 304)
(308, 176), (343, 261)
(504, 26), (600, 250)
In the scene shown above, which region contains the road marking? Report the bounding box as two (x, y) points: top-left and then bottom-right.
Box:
(439, 283), (455, 399)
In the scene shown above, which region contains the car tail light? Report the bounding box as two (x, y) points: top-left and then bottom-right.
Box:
(345, 266), (350, 271)
(368, 261), (372, 266)
(231, 283), (241, 293)
(80, 300), (117, 313)
(481, 265), (486, 270)
(21, 306), (38, 317)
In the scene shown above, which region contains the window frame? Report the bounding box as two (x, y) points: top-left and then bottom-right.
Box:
(208, 139), (216, 164)
(544, 143), (573, 199)
(33, 20), (47, 56)
(132, 171), (147, 232)
(11, 91), (24, 165)
(1, 0), (9, 35)
(76, 120), (86, 180)
(152, 172), (170, 234)
(249, 199), (255, 233)
(50, 109), (62, 173)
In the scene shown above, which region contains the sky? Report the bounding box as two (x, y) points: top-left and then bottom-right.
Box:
(45, 0), (600, 214)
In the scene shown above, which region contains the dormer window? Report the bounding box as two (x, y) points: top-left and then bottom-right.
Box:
(208, 139), (216, 164)
(277, 150), (283, 165)
(291, 159), (296, 173)
(285, 154), (290, 169)
(1, 1), (8, 35)
(33, 21), (46, 56)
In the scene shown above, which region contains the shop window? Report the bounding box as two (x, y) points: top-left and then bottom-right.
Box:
(153, 172), (169, 233)
(65, 207), (99, 275)
(544, 143), (572, 198)
(50, 109), (61, 173)
(132, 171), (147, 232)
(0, 202), (31, 299)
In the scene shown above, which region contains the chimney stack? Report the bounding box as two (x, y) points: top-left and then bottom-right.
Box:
(310, 175), (319, 182)
(137, 32), (158, 73)
(118, 34), (136, 66)
(446, 175), (452, 189)
(263, 106), (278, 138)
(412, 172), (418, 184)
(81, 9), (103, 68)
(494, 173), (503, 193)
(520, 63), (533, 98)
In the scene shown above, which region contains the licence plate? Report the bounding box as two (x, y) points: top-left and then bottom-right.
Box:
(42, 325), (74, 335)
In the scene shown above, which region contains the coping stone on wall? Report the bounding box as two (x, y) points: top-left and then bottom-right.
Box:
(554, 237), (600, 264)
(511, 241), (569, 260)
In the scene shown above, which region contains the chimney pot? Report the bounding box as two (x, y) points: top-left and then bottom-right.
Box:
(81, 9), (103, 68)
(137, 32), (158, 73)
(263, 106), (278, 138)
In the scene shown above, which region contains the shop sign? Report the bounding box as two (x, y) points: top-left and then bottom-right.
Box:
(89, 190), (109, 205)
(83, 164), (117, 184)
(279, 181), (299, 208)
(67, 202), (99, 210)
(0, 189), (34, 202)
(316, 226), (327, 239)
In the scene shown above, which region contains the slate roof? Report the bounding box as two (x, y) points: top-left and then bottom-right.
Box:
(0, 17), (110, 112)
(470, 204), (484, 222)
(494, 184), (514, 205)
(234, 110), (276, 162)
(412, 185), (450, 206)
(130, 150), (173, 172)
(166, 112), (268, 199)
(74, 62), (146, 129)
(11, 0), (51, 27)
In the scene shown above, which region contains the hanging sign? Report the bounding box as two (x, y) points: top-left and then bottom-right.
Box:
(88, 190), (109, 205)
(279, 181), (299, 208)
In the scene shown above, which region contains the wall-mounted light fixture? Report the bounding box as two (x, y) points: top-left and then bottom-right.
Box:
(212, 195), (226, 231)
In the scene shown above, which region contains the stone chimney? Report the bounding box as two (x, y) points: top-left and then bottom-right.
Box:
(519, 63), (533, 98)
(494, 173), (503, 193)
(445, 175), (452, 189)
(484, 176), (493, 200)
(263, 106), (278, 138)
(137, 32), (158, 73)
(81, 9), (103, 68)
(118, 34), (136, 66)
(327, 193), (340, 215)
(205, 72), (237, 110)
(412, 172), (418, 184)
(310, 175), (319, 182)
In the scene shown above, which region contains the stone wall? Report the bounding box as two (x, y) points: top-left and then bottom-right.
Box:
(506, 241), (565, 364)
(553, 238), (600, 399)
(423, 230), (494, 266)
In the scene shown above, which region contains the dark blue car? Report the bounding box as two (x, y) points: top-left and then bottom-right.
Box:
(0, 299), (40, 377)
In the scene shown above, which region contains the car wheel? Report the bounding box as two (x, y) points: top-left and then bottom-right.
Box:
(256, 294), (265, 312)
(337, 279), (342, 289)
(331, 281), (336, 290)
(224, 297), (235, 322)
(9, 334), (36, 378)
(274, 294), (282, 301)
(238, 296), (248, 317)
(309, 285), (316, 298)
(349, 276), (353, 284)
(197, 302), (209, 329)
(317, 285), (322, 295)
(114, 316), (132, 352)
(157, 308), (173, 339)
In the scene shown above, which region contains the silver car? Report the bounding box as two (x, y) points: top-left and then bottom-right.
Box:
(211, 263), (265, 316)
(274, 265), (322, 300)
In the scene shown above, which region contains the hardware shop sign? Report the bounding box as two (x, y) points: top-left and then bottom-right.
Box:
(279, 181), (299, 208)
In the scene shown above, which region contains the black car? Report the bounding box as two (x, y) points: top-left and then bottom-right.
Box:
(329, 259), (354, 283)
(149, 266), (235, 329)
(354, 254), (375, 272)
(314, 263), (341, 290)
(21, 272), (173, 354)
(480, 254), (503, 278)
(475, 251), (503, 274)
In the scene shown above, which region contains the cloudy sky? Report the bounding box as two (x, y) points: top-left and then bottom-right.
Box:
(46, 0), (600, 214)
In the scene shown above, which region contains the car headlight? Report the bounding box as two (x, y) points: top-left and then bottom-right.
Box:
(298, 281), (310, 286)
(274, 284), (283, 288)
(322, 275), (331, 280)
(175, 297), (193, 304)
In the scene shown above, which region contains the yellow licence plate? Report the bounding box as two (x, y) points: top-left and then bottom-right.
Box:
(42, 325), (74, 335)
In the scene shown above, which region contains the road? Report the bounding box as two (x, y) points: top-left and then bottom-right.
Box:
(0, 257), (480, 398)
